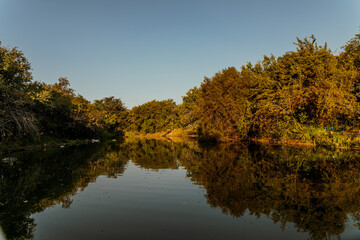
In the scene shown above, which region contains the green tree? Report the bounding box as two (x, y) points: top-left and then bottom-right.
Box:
(0, 43), (38, 141)
(89, 96), (128, 138)
(251, 36), (359, 138)
(341, 29), (360, 102)
(177, 87), (201, 130)
(127, 99), (177, 134)
(196, 67), (253, 141)
(342, 29), (360, 69)
(30, 78), (97, 139)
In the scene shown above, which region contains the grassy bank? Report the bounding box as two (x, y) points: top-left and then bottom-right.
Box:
(3, 126), (360, 154)
(226, 126), (360, 149)
(125, 126), (360, 150)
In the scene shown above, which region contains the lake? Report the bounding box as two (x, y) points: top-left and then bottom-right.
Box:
(1, 138), (360, 240)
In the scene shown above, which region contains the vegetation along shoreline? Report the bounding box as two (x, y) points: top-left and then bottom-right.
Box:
(1, 30), (360, 151)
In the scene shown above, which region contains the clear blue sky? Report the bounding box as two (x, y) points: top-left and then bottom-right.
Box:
(1, 0), (360, 108)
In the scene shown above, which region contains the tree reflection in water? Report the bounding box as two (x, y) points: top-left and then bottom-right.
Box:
(1, 139), (360, 240)
(124, 139), (360, 240)
(0, 143), (128, 240)
(179, 143), (360, 240)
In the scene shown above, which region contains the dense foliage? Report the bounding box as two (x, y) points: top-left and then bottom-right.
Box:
(0, 42), (128, 144)
(0, 43), (38, 141)
(176, 32), (360, 145)
(126, 99), (178, 134)
(1, 30), (360, 146)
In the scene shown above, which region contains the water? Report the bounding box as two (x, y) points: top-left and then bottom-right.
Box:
(1, 139), (360, 240)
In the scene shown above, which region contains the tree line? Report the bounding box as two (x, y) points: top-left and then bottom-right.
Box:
(1, 30), (360, 145)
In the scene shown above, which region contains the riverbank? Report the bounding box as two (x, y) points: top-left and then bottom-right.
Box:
(0, 138), (94, 154)
(3, 127), (360, 154)
(125, 129), (198, 140)
(125, 128), (360, 150)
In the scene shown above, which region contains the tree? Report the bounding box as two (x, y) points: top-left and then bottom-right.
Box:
(252, 36), (359, 138)
(342, 29), (360, 69)
(196, 67), (253, 140)
(341, 29), (360, 102)
(30, 78), (98, 139)
(0, 42), (38, 141)
(177, 87), (201, 130)
(127, 99), (177, 134)
(89, 96), (128, 138)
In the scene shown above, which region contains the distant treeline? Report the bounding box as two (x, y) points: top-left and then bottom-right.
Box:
(1, 30), (360, 145)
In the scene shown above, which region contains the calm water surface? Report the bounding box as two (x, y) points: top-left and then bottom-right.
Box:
(1, 139), (360, 240)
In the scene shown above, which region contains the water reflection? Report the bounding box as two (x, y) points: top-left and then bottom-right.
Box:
(1, 139), (360, 239)
(0, 144), (127, 239)
(180, 144), (360, 240)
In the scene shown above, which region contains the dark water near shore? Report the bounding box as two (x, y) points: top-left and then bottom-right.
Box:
(1, 139), (360, 240)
